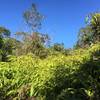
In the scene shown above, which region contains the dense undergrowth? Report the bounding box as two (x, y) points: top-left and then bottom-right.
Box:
(0, 43), (100, 100)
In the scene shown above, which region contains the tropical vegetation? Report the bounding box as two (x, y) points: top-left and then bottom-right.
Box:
(0, 3), (100, 100)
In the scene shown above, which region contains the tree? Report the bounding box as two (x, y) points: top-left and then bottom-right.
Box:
(23, 3), (43, 32)
(0, 26), (11, 61)
(15, 4), (50, 58)
(76, 26), (93, 48)
(89, 13), (100, 42)
(49, 43), (70, 56)
(51, 43), (64, 52)
(16, 31), (50, 58)
(0, 27), (10, 48)
(76, 12), (100, 48)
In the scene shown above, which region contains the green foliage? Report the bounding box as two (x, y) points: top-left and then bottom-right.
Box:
(16, 32), (50, 58)
(0, 3), (100, 100)
(0, 26), (12, 61)
(0, 27), (10, 37)
(51, 43), (64, 52)
(49, 43), (70, 56)
(76, 12), (100, 48)
(0, 43), (100, 100)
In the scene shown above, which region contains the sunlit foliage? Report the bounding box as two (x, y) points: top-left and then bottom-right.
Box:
(0, 43), (100, 100)
(76, 13), (100, 48)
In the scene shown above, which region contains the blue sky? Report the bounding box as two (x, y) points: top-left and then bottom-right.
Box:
(0, 0), (100, 48)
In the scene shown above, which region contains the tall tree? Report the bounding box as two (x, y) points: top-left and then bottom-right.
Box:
(15, 3), (50, 58)
(23, 3), (43, 32)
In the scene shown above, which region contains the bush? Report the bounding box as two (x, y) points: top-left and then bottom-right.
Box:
(0, 43), (100, 100)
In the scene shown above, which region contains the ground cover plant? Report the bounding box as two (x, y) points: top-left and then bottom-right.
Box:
(0, 43), (100, 100)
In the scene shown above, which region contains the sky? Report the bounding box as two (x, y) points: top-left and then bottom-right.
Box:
(0, 0), (100, 48)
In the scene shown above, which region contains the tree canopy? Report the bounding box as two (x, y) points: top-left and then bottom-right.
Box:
(76, 13), (100, 48)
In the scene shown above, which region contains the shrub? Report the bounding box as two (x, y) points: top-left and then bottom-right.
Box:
(0, 43), (100, 100)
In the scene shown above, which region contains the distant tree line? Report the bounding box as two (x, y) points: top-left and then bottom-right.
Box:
(0, 4), (100, 61)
